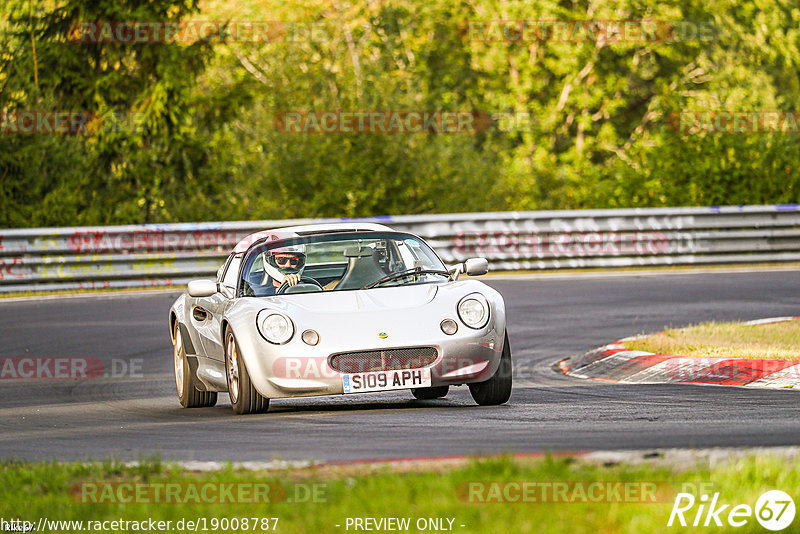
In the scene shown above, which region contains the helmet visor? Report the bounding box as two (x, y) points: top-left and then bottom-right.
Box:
(266, 251), (306, 274)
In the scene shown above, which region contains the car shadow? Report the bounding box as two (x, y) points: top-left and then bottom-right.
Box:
(191, 389), (488, 417)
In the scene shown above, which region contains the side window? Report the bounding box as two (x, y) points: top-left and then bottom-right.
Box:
(245, 253), (265, 284)
(222, 254), (242, 291)
(242, 253), (270, 297)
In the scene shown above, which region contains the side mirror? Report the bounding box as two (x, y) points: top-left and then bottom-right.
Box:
(464, 257), (489, 276)
(448, 264), (462, 281)
(187, 279), (218, 298)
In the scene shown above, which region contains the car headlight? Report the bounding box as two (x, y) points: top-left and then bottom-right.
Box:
(257, 312), (294, 344)
(457, 294), (490, 329)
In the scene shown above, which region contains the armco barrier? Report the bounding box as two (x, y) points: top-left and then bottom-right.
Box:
(1, 205), (799, 292)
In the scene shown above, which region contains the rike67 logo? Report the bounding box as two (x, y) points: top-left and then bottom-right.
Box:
(668, 490), (795, 531)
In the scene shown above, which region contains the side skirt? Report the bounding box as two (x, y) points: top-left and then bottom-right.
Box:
(192, 355), (229, 392)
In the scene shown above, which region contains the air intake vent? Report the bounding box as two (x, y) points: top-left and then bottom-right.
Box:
(329, 347), (438, 374)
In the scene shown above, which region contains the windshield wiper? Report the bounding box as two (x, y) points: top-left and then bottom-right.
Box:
(362, 267), (450, 289)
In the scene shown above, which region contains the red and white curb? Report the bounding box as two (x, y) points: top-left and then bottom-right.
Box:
(558, 317), (800, 390)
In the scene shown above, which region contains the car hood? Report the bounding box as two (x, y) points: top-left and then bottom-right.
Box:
(224, 278), (503, 352)
(262, 284), (439, 315)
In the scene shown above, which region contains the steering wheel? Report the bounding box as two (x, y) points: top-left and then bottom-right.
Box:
(276, 275), (323, 294)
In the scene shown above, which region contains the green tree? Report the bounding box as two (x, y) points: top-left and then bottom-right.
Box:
(0, 0), (217, 226)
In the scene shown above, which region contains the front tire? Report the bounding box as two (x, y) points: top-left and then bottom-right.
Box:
(468, 332), (512, 406)
(412, 386), (449, 400)
(225, 327), (269, 415)
(173, 324), (217, 408)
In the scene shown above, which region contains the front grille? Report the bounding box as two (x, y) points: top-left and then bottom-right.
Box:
(329, 347), (438, 374)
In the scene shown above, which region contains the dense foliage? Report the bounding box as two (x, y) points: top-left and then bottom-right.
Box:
(1, 0), (799, 227)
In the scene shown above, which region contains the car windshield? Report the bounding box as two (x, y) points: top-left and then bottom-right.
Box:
(239, 231), (449, 297)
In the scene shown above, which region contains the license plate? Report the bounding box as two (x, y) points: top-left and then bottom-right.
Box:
(342, 368), (431, 394)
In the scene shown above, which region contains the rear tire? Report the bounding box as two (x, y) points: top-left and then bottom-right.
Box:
(225, 327), (269, 415)
(412, 386), (449, 400)
(468, 332), (512, 406)
(173, 323), (217, 408)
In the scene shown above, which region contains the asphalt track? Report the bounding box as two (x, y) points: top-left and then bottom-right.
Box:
(0, 269), (798, 462)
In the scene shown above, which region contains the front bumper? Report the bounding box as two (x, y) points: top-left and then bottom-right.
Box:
(243, 325), (505, 399)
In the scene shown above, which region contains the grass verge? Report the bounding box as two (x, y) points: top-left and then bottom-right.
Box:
(1, 455), (797, 533)
(625, 320), (800, 360)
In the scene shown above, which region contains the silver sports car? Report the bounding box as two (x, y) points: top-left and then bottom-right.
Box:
(169, 223), (511, 414)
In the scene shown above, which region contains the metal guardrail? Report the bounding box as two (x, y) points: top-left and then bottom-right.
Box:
(1, 204), (799, 292)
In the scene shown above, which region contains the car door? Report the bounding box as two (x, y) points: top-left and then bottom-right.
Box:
(192, 254), (242, 362)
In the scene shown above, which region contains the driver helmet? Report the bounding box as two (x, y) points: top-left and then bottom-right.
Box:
(263, 243), (306, 284)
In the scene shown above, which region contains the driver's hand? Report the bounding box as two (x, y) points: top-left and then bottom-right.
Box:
(285, 274), (301, 286)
